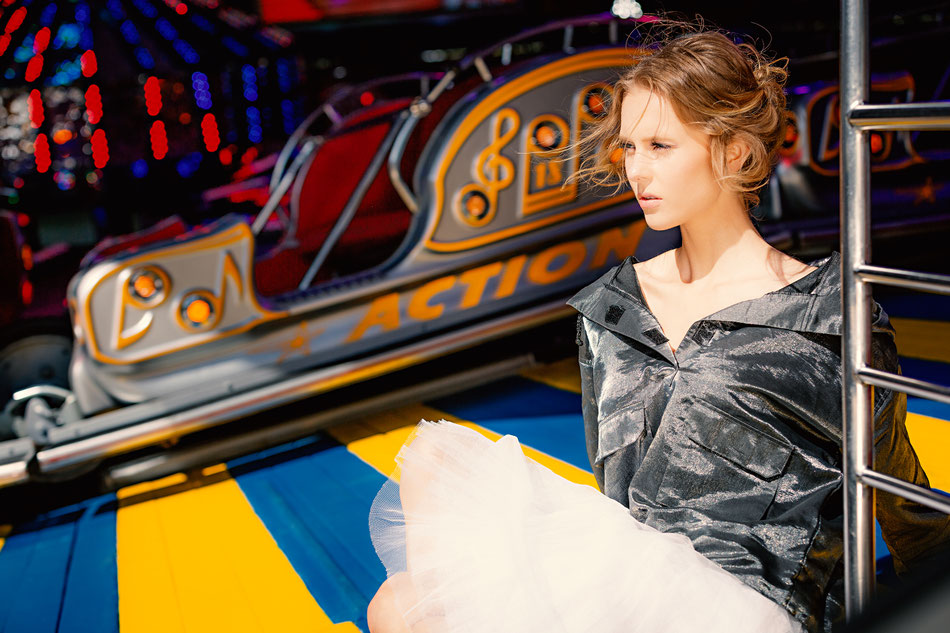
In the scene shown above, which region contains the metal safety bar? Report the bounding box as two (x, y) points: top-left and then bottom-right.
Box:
(840, 0), (950, 621)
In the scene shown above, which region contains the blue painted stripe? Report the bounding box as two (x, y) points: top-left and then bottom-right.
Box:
(899, 356), (950, 420)
(877, 293), (950, 321)
(900, 357), (950, 387)
(229, 434), (386, 630)
(0, 495), (118, 633)
(58, 495), (119, 633)
(428, 377), (590, 471)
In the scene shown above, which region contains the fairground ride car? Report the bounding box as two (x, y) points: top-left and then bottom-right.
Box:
(1, 14), (948, 489)
(0, 14), (670, 488)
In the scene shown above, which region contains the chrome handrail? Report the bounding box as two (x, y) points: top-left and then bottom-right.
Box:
(840, 0), (950, 621)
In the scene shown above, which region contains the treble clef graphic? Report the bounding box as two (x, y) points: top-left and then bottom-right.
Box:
(455, 108), (520, 227)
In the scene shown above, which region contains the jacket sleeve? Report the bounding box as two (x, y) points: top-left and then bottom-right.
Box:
(577, 315), (605, 492)
(871, 317), (950, 575)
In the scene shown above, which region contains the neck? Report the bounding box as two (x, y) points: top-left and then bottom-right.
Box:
(675, 196), (772, 283)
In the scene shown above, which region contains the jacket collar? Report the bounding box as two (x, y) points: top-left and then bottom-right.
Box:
(569, 251), (888, 350)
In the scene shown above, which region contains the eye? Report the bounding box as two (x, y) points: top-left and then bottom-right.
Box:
(651, 141), (670, 151)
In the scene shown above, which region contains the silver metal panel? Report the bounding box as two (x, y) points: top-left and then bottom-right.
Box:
(0, 461), (28, 488)
(37, 299), (572, 474)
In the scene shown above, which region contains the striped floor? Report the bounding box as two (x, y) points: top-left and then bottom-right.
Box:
(0, 295), (946, 632)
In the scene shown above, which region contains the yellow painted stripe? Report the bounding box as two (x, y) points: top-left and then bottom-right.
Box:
(905, 411), (950, 492)
(0, 524), (11, 554)
(520, 358), (582, 394)
(117, 464), (359, 633)
(891, 318), (950, 364)
(329, 404), (597, 488)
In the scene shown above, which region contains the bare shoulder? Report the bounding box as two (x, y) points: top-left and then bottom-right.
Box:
(768, 250), (818, 285)
(631, 249), (677, 282)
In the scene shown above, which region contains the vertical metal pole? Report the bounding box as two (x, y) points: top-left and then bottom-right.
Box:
(840, 0), (876, 619)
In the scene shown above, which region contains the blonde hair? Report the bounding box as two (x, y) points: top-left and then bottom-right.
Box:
(576, 25), (788, 210)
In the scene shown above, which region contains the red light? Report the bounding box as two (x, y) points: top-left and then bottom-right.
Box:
(144, 76), (162, 116)
(5, 7), (26, 33)
(176, 3), (187, 14)
(34, 133), (51, 173)
(80, 50), (98, 77)
(91, 129), (110, 168)
(27, 89), (43, 128)
(13, 178), (24, 190)
(201, 113), (220, 152)
(150, 120), (168, 160)
(0, 34), (10, 56)
(870, 133), (883, 154)
(21, 280), (33, 306)
(240, 147), (258, 165)
(16, 212), (28, 226)
(85, 84), (103, 124)
(359, 91), (374, 106)
(33, 27), (50, 54)
(25, 54), (43, 82)
(219, 148), (233, 165)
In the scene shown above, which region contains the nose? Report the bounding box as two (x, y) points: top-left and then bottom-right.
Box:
(625, 151), (648, 186)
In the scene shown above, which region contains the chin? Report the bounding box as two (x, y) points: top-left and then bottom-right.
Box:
(640, 210), (680, 233)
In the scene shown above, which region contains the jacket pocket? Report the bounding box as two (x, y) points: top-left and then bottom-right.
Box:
(655, 410), (793, 521)
(595, 403), (647, 464)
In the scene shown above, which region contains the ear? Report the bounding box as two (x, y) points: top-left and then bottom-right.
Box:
(725, 137), (751, 174)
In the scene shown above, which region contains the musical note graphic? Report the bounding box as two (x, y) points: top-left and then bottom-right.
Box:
(455, 108), (520, 227)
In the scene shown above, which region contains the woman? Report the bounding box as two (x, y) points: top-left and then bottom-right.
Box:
(366, 27), (949, 633)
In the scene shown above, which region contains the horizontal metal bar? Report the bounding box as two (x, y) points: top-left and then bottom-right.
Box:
(855, 264), (950, 295)
(34, 300), (574, 476)
(860, 468), (950, 515)
(104, 354), (536, 490)
(857, 366), (950, 406)
(849, 102), (950, 130)
(0, 461), (28, 488)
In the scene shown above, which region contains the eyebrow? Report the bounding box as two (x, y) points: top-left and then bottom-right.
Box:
(617, 135), (675, 144)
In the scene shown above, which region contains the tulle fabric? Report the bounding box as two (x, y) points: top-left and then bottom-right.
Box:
(368, 420), (803, 633)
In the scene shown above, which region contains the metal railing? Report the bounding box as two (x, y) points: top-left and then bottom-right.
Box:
(840, 0), (950, 620)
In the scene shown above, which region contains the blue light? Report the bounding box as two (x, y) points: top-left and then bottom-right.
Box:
(222, 37), (249, 58)
(191, 15), (216, 34)
(54, 24), (82, 49)
(156, 18), (178, 41)
(4, 69), (14, 80)
(281, 99), (296, 135)
(276, 58), (295, 93)
(191, 72), (212, 110)
(75, 2), (91, 23)
(241, 64), (258, 103)
(120, 21), (141, 45)
(173, 40), (199, 64)
(49, 57), (82, 85)
(246, 106), (262, 142)
(132, 159), (149, 178)
(106, 0), (126, 19)
(132, 0), (158, 19)
(79, 27), (92, 50)
(14, 38), (34, 63)
(135, 47), (155, 69)
(176, 152), (203, 178)
(40, 3), (58, 27)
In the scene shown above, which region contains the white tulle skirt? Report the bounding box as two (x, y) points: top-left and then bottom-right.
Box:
(368, 420), (803, 633)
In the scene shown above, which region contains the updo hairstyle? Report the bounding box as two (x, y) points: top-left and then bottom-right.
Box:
(577, 26), (789, 210)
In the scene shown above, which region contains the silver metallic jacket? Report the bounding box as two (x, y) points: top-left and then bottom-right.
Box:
(568, 251), (950, 632)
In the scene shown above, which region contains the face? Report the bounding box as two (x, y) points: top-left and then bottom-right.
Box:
(619, 86), (728, 231)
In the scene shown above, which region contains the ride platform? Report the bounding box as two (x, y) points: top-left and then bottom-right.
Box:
(0, 295), (947, 633)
